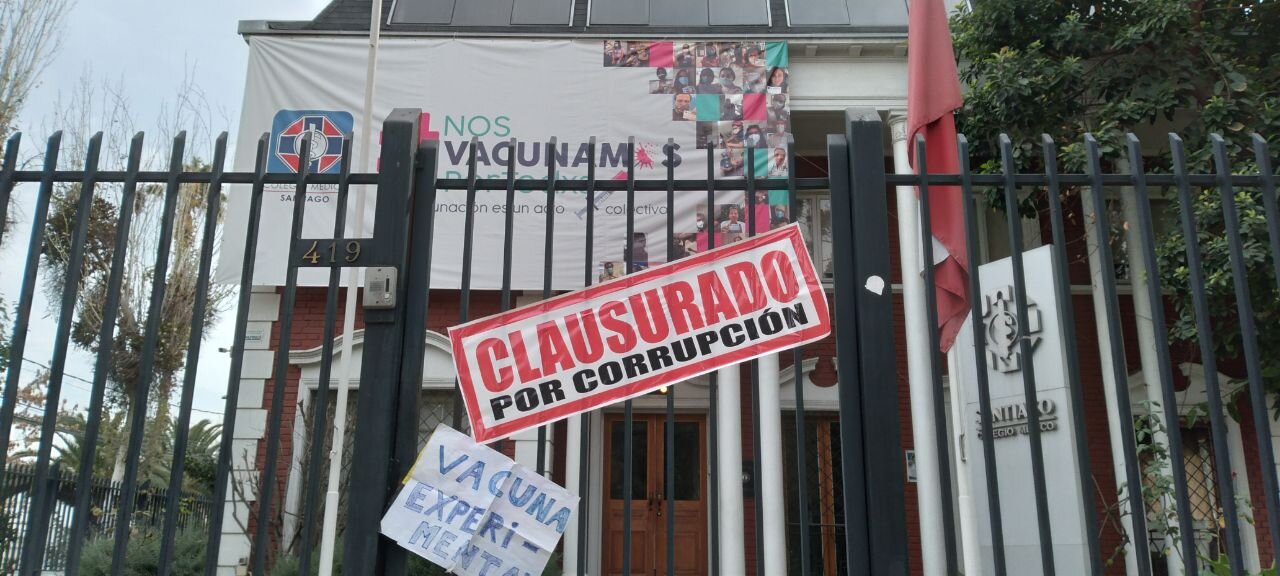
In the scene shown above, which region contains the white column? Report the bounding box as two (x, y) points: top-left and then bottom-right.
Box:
(562, 416), (582, 576)
(512, 427), (554, 475)
(716, 365), (747, 575)
(948, 350), (983, 576)
(1080, 186), (1140, 576)
(888, 113), (948, 576)
(1120, 187), (1181, 575)
(218, 286), (280, 576)
(1232, 416), (1261, 573)
(756, 353), (787, 575)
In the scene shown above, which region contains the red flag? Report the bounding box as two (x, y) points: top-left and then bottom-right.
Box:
(907, 0), (969, 353)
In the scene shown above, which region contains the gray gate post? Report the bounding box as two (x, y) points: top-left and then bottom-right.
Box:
(828, 108), (909, 575)
(343, 108), (421, 576)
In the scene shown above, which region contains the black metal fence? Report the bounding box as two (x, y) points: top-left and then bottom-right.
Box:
(0, 107), (1276, 576)
(0, 462), (214, 572)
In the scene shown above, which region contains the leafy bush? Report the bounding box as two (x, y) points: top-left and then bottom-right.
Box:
(80, 529), (205, 576)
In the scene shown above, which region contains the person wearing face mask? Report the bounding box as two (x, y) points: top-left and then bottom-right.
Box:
(744, 125), (764, 149)
(674, 68), (694, 94)
(697, 68), (722, 94)
(717, 67), (742, 95)
(701, 44), (721, 67)
(724, 121), (744, 150)
(769, 94), (789, 123)
(694, 212), (714, 252)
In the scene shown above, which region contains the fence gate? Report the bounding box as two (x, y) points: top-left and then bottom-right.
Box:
(5, 104), (1274, 576)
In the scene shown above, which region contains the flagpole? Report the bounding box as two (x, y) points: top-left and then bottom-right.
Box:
(890, 113), (949, 576)
(318, 0), (383, 573)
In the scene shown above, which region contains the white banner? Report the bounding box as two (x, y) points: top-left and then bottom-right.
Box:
(216, 38), (794, 289)
(381, 424), (577, 575)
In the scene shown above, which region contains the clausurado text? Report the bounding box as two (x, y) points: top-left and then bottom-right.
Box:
(449, 223), (831, 442)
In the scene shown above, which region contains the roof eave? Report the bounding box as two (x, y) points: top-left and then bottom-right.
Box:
(238, 19), (907, 40)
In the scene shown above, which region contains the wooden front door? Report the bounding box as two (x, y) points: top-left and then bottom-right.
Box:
(601, 413), (707, 576)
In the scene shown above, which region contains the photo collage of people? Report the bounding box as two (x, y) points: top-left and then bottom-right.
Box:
(599, 40), (793, 283)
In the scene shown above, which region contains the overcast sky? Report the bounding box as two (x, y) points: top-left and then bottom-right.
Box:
(1, 0), (332, 425)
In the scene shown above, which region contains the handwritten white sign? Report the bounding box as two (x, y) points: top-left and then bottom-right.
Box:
(380, 424), (577, 575)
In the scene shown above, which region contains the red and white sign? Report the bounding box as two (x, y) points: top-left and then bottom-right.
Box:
(449, 223), (832, 442)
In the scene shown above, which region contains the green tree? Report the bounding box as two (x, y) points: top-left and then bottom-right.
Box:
(953, 1), (1280, 394)
(36, 77), (230, 482)
(953, 0), (1280, 565)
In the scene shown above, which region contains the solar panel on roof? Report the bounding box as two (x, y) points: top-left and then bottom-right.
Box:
(512, 0), (574, 25)
(786, 0), (851, 25)
(848, 0), (907, 26)
(708, 0), (769, 25)
(590, 0), (649, 25)
(648, 0), (710, 26)
(451, 0), (516, 25)
(389, 0), (455, 24)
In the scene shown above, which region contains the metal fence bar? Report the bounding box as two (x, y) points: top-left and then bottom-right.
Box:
(826, 129), (871, 575)
(1255, 135), (1280, 299)
(452, 138), (479, 431)
(297, 134), (353, 576)
(786, 133), (813, 576)
(956, 134), (1008, 576)
(0, 132), (62, 496)
(343, 110), (418, 575)
(65, 131), (142, 576)
(538, 138), (557, 478)
(494, 137), (518, 456)
(386, 137), (440, 575)
(1211, 134), (1280, 563)
(705, 141), (721, 576)
(1039, 134), (1103, 575)
(911, 134), (961, 576)
(252, 134), (311, 576)
(0, 133), (20, 243)
(575, 138), (596, 576)
(18, 132), (101, 576)
(1083, 133), (1152, 576)
(746, 144), (766, 576)
(1124, 133), (1200, 574)
(203, 134), (269, 576)
(109, 132), (187, 576)
(845, 110), (908, 574)
(998, 135), (1056, 575)
(664, 138), (677, 576)
(621, 135), (636, 576)
(1168, 134), (1245, 576)
(157, 132), (228, 574)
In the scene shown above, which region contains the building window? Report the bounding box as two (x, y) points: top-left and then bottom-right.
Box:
(782, 412), (847, 575)
(796, 193), (834, 283)
(298, 388), (460, 538)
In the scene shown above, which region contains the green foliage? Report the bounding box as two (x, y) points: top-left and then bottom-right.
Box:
(79, 529), (206, 576)
(1199, 554), (1276, 576)
(954, 0), (1280, 408)
(954, 0), (1280, 176)
(1156, 186), (1280, 411)
(48, 413), (221, 493)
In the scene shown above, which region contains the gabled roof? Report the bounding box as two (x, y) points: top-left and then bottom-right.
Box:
(243, 0), (907, 38)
